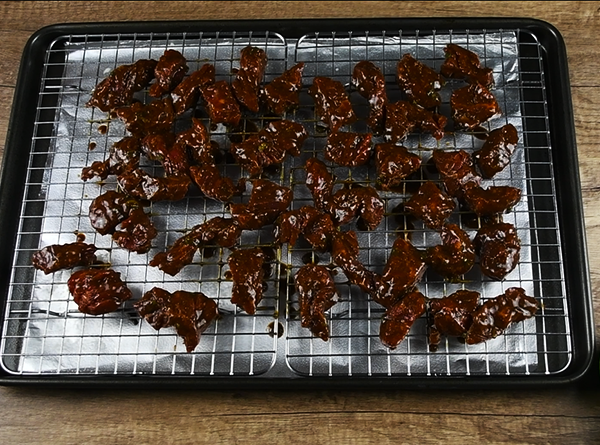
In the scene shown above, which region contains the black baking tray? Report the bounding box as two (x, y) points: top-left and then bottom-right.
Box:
(0, 18), (593, 388)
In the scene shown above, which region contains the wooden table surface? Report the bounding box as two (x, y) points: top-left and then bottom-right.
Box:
(0, 2), (599, 443)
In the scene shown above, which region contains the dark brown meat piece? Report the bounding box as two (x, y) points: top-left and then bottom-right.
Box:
(450, 83), (501, 130)
(396, 53), (444, 109)
(326, 183), (385, 230)
(88, 190), (142, 236)
(440, 43), (494, 88)
(86, 59), (157, 112)
(114, 97), (175, 137)
(428, 289), (480, 350)
(32, 241), (98, 275)
(352, 60), (388, 135)
(431, 149), (481, 199)
(171, 63), (215, 115)
(117, 168), (191, 202)
(473, 124), (519, 178)
(308, 76), (357, 133)
(67, 268), (132, 315)
(176, 117), (218, 165)
(81, 136), (141, 181)
(379, 290), (427, 349)
(262, 62), (304, 115)
(200, 80), (242, 126)
(305, 157), (335, 211)
(474, 222), (521, 280)
(149, 49), (189, 98)
(425, 223), (475, 279)
(189, 164), (240, 202)
(111, 208), (158, 254)
(295, 264), (339, 341)
(141, 132), (190, 177)
(384, 100), (446, 143)
(463, 185), (521, 217)
(135, 287), (219, 353)
(324, 131), (373, 167)
(228, 247), (266, 315)
(404, 181), (456, 230)
(274, 206), (335, 251)
(232, 46), (268, 112)
(229, 179), (293, 230)
(465, 287), (538, 345)
(375, 143), (422, 190)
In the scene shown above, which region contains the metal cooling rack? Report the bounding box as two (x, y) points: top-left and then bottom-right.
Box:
(0, 26), (573, 379)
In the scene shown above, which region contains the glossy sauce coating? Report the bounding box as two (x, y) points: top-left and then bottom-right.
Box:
(117, 168), (191, 202)
(32, 241), (98, 275)
(81, 136), (141, 181)
(200, 80), (242, 126)
(379, 290), (427, 349)
(404, 181), (456, 229)
(263, 62), (305, 115)
(428, 289), (480, 350)
(171, 63), (215, 115)
(308, 76), (357, 132)
(396, 54), (443, 109)
(114, 97), (175, 137)
(384, 100), (446, 143)
(274, 206), (335, 252)
(431, 149), (481, 199)
(380, 237), (427, 307)
(474, 222), (521, 280)
(67, 268), (132, 315)
(463, 185), (521, 216)
(352, 60), (388, 135)
(88, 190), (142, 236)
(326, 183), (385, 230)
(440, 43), (494, 87)
(232, 46), (268, 112)
(111, 208), (158, 254)
(324, 131), (373, 167)
(473, 124), (519, 178)
(229, 179), (293, 230)
(228, 247), (266, 315)
(450, 83), (501, 130)
(149, 49), (189, 98)
(305, 157), (335, 211)
(189, 163), (240, 202)
(425, 223), (476, 279)
(375, 143), (422, 190)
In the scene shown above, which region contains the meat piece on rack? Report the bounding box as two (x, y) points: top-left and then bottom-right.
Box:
(81, 136), (141, 181)
(440, 43), (494, 88)
(308, 76), (357, 132)
(88, 190), (143, 236)
(111, 208), (158, 254)
(149, 49), (189, 98)
(232, 46), (268, 113)
(473, 221), (521, 280)
(114, 96), (175, 137)
(404, 181), (456, 229)
(473, 124), (519, 179)
(326, 183), (385, 230)
(424, 223), (476, 280)
(171, 63), (215, 115)
(305, 157), (335, 211)
(68, 268), (132, 315)
(450, 83), (501, 130)
(200, 80), (242, 126)
(375, 143), (422, 190)
(428, 289), (480, 350)
(431, 149), (481, 199)
(117, 168), (191, 202)
(228, 247), (266, 315)
(324, 131), (373, 167)
(384, 100), (446, 143)
(396, 53), (444, 109)
(463, 185), (521, 217)
(379, 289), (427, 349)
(229, 179), (293, 230)
(32, 240), (98, 275)
(274, 206), (335, 252)
(352, 60), (388, 135)
(263, 62), (305, 115)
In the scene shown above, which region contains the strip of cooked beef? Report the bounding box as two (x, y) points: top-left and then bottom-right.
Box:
(232, 46), (268, 112)
(274, 206), (335, 251)
(135, 287), (219, 353)
(86, 59), (157, 112)
(295, 264), (339, 341)
(431, 149), (481, 199)
(114, 96), (175, 137)
(189, 164), (241, 202)
(262, 62), (305, 115)
(229, 179), (293, 230)
(200, 80), (242, 126)
(352, 60), (388, 135)
(171, 63), (215, 115)
(141, 132), (190, 177)
(305, 157), (335, 211)
(117, 168), (191, 202)
(440, 43), (494, 88)
(176, 117), (217, 165)
(375, 143), (422, 190)
(379, 290), (427, 349)
(81, 136), (141, 181)
(463, 185), (521, 216)
(32, 241), (98, 275)
(324, 131), (373, 167)
(384, 100), (446, 143)
(148, 49), (189, 98)
(465, 287), (537, 344)
(68, 268), (132, 315)
(88, 190), (143, 236)
(474, 221), (521, 280)
(450, 83), (501, 130)
(228, 247), (266, 315)
(473, 124), (519, 178)
(396, 53), (444, 109)
(404, 181), (456, 229)
(111, 208), (158, 254)
(326, 183), (385, 230)
(308, 76), (357, 132)
(428, 289), (480, 350)
(425, 223), (475, 280)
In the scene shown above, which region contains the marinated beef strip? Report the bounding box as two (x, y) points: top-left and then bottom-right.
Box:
(229, 179), (293, 230)
(176, 117), (217, 165)
(111, 208), (158, 254)
(32, 241), (98, 275)
(326, 183), (385, 230)
(86, 59), (157, 112)
(305, 157), (335, 211)
(450, 83), (501, 130)
(228, 247), (266, 315)
(274, 206), (335, 252)
(465, 287), (538, 345)
(88, 190), (144, 236)
(295, 264), (339, 341)
(396, 53), (444, 109)
(308, 76), (357, 133)
(324, 131), (373, 167)
(375, 143), (422, 190)
(463, 185), (521, 217)
(171, 63), (215, 116)
(431, 149), (481, 199)
(141, 132), (190, 178)
(114, 96), (176, 137)
(81, 136), (141, 181)
(440, 43), (494, 88)
(425, 223), (475, 280)
(384, 100), (446, 143)
(189, 163), (240, 202)
(404, 181), (456, 230)
(117, 168), (191, 202)
(474, 221), (521, 280)
(232, 46), (268, 113)
(379, 290), (427, 349)
(148, 49), (189, 98)
(262, 62), (305, 115)
(200, 80), (242, 126)
(352, 60), (388, 135)
(428, 289), (480, 350)
(67, 268), (132, 315)
(473, 124), (519, 178)
(135, 287), (219, 353)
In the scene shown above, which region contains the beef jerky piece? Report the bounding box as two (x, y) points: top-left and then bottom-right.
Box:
(425, 223), (476, 279)
(431, 149), (481, 199)
(111, 208), (158, 254)
(396, 53), (444, 109)
(308, 76), (357, 133)
(274, 206), (335, 251)
(463, 185), (521, 217)
(352, 60), (388, 135)
(200, 80), (242, 126)
(176, 117), (217, 165)
(404, 181), (456, 230)
(189, 164), (240, 202)
(274, 209), (305, 247)
(86, 59), (157, 112)
(384, 100), (446, 143)
(262, 62), (305, 115)
(375, 143), (422, 190)
(114, 96), (175, 137)
(171, 63), (215, 115)
(68, 268), (132, 315)
(428, 289), (480, 350)
(135, 287), (219, 353)
(295, 264), (339, 341)
(474, 222), (521, 280)
(466, 287), (537, 345)
(32, 241), (98, 275)
(302, 209), (336, 252)
(141, 132), (190, 177)
(81, 136), (141, 181)
(379, 290), (427, 349)
(440, 43), (494, 88)
(149, 49), (189, 98)
(473, 124), (519, 178)
(263, 119), (307, 158)
(228, 247), (266, 315)
(324, 132), (373, 167)
(379, 237), (427, 308)
(305, 157), (335, 211)
(232, 46), (268, 113)
(327, 183), (385, 230)
(89, 190), (143, 236)
(229, 179), (293, 230)
(450, 83), (501, 130)
(117, 168), (190, 202)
